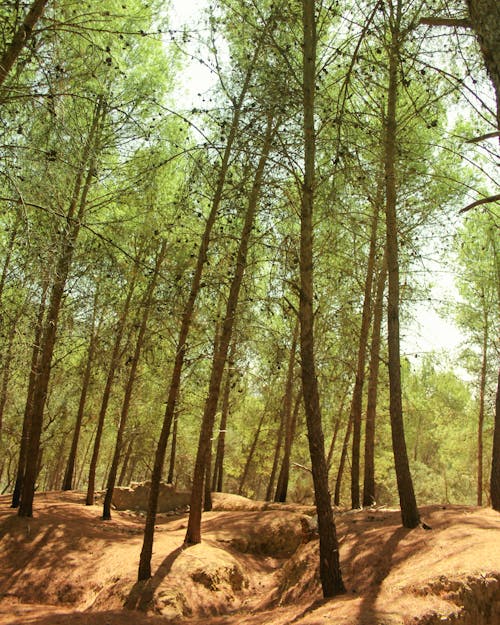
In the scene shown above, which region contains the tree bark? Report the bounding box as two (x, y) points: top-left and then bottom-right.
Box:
(167, 413), (178, 485)
(334, 415), (352, 506)
(275, 389), (301, 503)
(212, 348), (235, 493)
(467, 0), (500, 127)
(362, 260), (387, 507)
(19, 97), (104, 517)
(11, 283), (47, 507)
(102, 241), (167, 520)
(0, 0), (49, 88)
(62, 287), (101, 491)
(384, 1), (420, 529)
(184, 115), (275, 546)
(300, 0), (344, 597)
(350, 205), (380, 509)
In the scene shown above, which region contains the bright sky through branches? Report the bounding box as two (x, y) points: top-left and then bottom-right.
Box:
(169, 0), (466, 364)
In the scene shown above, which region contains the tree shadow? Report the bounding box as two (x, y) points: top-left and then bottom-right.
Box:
(124, 544), (186, 611)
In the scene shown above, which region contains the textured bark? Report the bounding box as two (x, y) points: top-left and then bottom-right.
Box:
(0, 0), (49, 88)
(137, 42), (262, 579)
(384, 2), (420, 529)
(184, 116), (274, 546)
(19, 98), (104, 517)
(85, 259), (139, 506)
(102, 242), (166, 520)
(62, 288), (101, 491)
(363, 260), (387, 507)
(467, 0), (500, 127)
(266, 408), (285, 501)
(300, 0), (344, 597)
(118, 436), (134, 486)
(11, 283), (47, 507)
(350, 205), (380, 509)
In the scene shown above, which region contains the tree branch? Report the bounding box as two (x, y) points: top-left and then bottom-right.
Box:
(459, 194), (500, 214)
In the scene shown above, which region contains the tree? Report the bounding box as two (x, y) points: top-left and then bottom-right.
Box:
(383, 0), (420, 530)
(299, 0), (345, 598)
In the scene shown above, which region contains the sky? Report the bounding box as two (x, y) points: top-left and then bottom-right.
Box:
(168, 0), (466, 363)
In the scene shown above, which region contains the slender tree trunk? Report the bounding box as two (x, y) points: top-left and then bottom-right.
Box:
(85, 258), (140, 505)
(0, 309), (21, 438)
(384, 2), (420, 529)
(275, 389), (301, 503)
(327, 389), (348, 472)
(203, 449), (212, 512)
(466, 0), (500, 127)
(300, 0), (344, 597)
(274, 320), (299, 502)
(266, 410), (285, 501)
(477, 305), (488, 506)
(334, 416), (352, 506)
(238, 409), (267, 495)
(18, 97), (104, 517)
(118, 436), (134, 486)
(102, 241), (167, 520)
(184, 115), (275, 546)
(137, 40), (266, 579)
(167, 413), (178, 484)
(350, 205), (380, 509)
(0, 215), (20, 306)
(62, 287), (101, 491)
(490, 368), (500, 511)
(212, 350), (234, 493)
(0, 0), (49, 88)
(363, 260), (387, 507)
(11, 283), (47, 507)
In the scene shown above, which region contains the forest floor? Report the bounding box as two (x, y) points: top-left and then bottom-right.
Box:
(0, 491), (499, 625)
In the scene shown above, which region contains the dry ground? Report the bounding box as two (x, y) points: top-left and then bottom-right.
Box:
(0, 491), (499, 625)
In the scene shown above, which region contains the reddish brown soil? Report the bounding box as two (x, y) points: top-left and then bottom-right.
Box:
(0, 491), (499, 625)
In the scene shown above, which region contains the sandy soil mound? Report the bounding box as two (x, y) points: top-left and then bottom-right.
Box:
(0, 492), (499, 625)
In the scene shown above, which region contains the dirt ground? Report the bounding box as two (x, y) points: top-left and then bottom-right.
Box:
(0, 491), (499, 625)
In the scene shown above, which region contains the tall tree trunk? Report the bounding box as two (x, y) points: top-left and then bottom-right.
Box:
(350, 205), (380, 509)
(167, 413), (178, 484)
(85, 258), (140, 505)
(137, 39), (265, 579)
(102, 241), (166, 520)
(203, 448), (212, 512)
(477, 304), (488, 506)
(0, 308), (22, 438)
(118, 436), (134, 486)
(18, 97), (104, 517)
(0, 0), (49, 88)
(466, 0), (500, 127)
(490, 368), (500, 511)
(275, 389), (301, 503)
(300, 0), (344, 597)
(274, 320), (299, 502)
(0, 214), (20, 306)
(384, 2), (420, 529)
(184, 115), (275, 546)
(212, 348), (234, 493)
(62, 287), (101, 491)
(362, 260), (387, 507)
(266, 409), (285, 501)
(11, 283), (47, 507)
(334, 415), (352, 506)
(326, 389), (348, 472)
(238, 409), (267, 496)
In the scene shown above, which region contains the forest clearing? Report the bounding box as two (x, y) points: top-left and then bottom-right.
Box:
(0, 0), (499, 622)
(1, 491), (499, 625)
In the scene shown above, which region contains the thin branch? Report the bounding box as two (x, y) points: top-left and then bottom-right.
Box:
(419, 17), (471, 28)
(459, 194), (500, 214)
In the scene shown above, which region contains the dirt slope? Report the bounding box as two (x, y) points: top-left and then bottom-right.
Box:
(0, 491), (499, 625)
